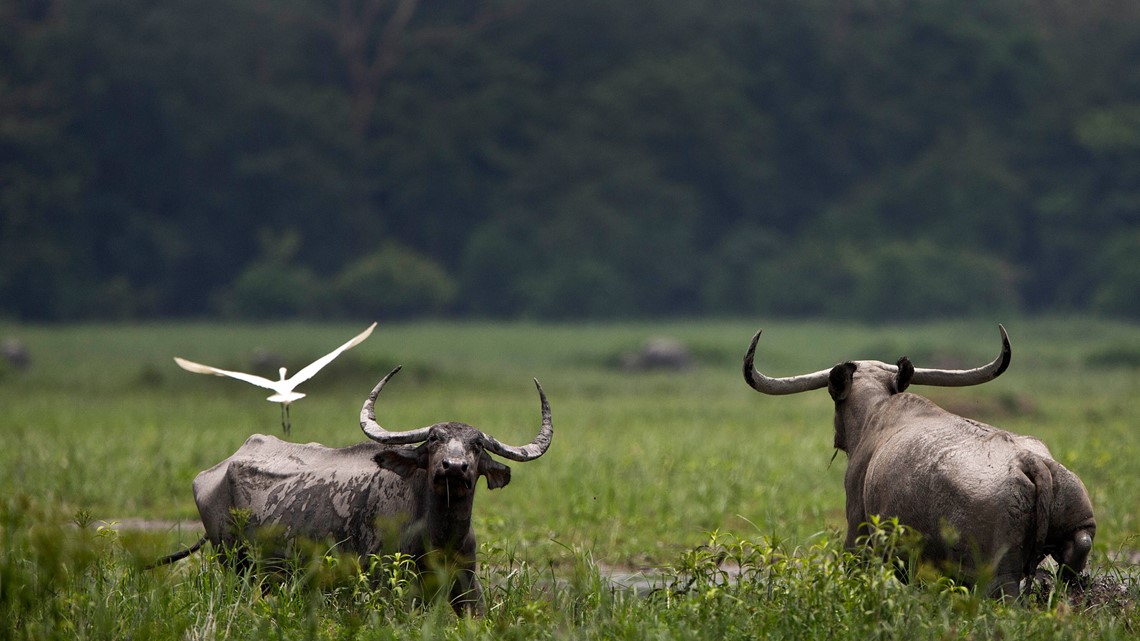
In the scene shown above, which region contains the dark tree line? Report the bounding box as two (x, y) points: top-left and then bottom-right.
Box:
(2, 0), (1139, 321)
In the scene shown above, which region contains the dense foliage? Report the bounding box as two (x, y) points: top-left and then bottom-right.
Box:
(2, 0), (1139, 321)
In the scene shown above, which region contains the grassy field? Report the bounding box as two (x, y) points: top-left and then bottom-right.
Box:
(1, 318), (1138, 639)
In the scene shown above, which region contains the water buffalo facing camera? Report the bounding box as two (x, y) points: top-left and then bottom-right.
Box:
(742, 325), (1094, 598)
(153, 367), (553, 616)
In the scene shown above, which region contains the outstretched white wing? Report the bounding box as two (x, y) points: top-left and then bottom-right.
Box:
(286, 322), (377, 386)
(173, 356), (280, 390)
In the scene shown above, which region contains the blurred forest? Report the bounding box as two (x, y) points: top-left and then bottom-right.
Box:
(2, 0), (1139, 321)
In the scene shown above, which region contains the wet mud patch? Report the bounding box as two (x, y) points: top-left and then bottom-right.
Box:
(1028, 567), (1140, 612)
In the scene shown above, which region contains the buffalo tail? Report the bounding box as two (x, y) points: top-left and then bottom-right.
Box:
(146, 535), (207, 570)
(1018, 452), (1053, 577)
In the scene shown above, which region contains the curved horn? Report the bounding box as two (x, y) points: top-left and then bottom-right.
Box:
(742, 329), (832, 395)
(359, 366), (434, 444)
(909, 324), (1011, 387)
(481, 378), (553, 462)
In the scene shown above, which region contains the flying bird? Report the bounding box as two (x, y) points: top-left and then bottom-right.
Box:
(174, 322), (377, 435)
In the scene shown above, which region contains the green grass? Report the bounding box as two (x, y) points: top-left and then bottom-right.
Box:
(1, 318), (1138, 639)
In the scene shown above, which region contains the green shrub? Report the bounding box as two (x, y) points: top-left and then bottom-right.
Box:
(217, 261), (320, 319)
(330, 243), (457, 318)
(214, 229), (321, 319)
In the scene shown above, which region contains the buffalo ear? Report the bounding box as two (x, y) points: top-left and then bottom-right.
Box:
(374, 446), (426, 478)
(828, 362), (856, 402)
(479, 452), (511, 490)
(895, 357), (914, 393)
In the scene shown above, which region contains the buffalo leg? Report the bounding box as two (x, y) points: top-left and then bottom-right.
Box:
(1055, 528), (1094, 584)
(987, 552), (1026, 600)
(450, 568), (484, 617)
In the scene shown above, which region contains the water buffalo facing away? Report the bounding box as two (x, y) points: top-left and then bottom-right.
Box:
(742, 325), (1095, 598)
(155, 367), (553, 615)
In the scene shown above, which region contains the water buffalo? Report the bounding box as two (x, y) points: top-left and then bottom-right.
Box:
(742, 325), (1095, 597)
(154, 366), (553, 615)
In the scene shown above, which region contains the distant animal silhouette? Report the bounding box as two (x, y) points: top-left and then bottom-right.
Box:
(174, 322), (376, 434)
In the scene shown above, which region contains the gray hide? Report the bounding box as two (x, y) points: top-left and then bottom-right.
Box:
(744, 326), (1095, 597)
(192, 435), (414, 561)
(184, 368), (553, 616)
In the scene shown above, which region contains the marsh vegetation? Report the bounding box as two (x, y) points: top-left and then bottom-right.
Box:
(1, 319), (1137, 639)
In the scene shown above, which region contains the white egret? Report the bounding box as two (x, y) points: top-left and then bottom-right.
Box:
(174, 322), (377, 435)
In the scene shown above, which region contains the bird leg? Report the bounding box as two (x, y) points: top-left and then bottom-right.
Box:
(281, 404), (292, 436)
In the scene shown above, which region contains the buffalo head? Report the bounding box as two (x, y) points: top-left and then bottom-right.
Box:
(745, 325), (1010, 454)
(373, 422), (511, 499)
(359, 367), (552, 497)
